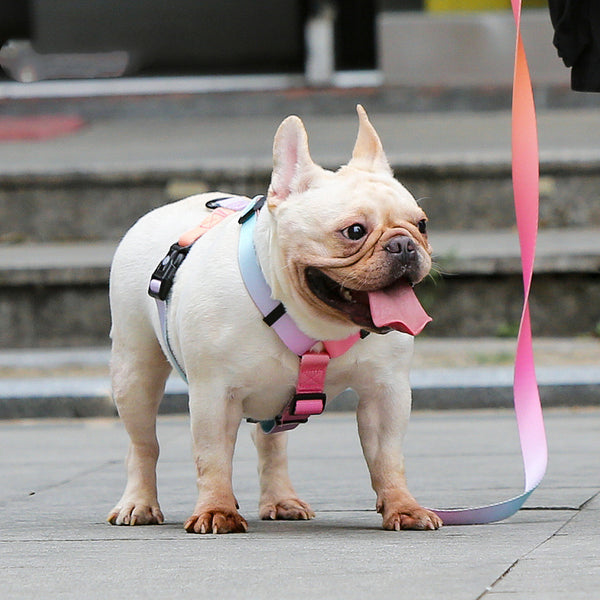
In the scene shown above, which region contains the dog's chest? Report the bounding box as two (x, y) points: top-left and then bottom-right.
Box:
(236, 353), (299, 420)
(236, 350), (359, 421)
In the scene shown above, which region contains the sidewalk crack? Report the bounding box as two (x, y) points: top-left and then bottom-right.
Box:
(474, 496), (594, 599)
(0, 459), (120, 507)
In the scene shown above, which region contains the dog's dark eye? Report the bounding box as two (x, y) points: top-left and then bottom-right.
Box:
(417, 219), (427, 234)
(343, 223), (367, 241)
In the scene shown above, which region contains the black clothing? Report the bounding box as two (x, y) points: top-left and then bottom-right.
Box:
(549, 0), (600, 92)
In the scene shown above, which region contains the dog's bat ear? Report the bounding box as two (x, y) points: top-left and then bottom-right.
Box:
(268, 115), (321, 207)
(348, 105), (392, 174)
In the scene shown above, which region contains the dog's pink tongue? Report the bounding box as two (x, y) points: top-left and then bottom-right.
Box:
(368, 281), (432, 336)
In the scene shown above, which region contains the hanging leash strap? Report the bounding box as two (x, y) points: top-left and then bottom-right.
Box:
(430, 0), (548, 525)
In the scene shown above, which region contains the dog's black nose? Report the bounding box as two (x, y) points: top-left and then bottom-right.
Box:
(384, 236), (417, 261)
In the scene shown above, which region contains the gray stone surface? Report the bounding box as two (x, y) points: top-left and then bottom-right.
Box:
(2, 228), (598, 283)
(1, 338), (598, 418)
(3, 110), (600, 179)
(379, 9), (565, 88)
(1, 226), (599, 346)
(2, 109), (600, 243)
(1, 105), (599, 343)
(1, 410), (598, 599)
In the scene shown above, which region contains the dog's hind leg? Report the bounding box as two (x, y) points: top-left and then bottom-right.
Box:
(251, 425), (315, 521)
(107, 333), (171, 526)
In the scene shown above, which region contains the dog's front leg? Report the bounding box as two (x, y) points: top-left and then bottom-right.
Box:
(356, 382), (442, 531)
(184, 381), (248, 534)
(252, 425), (315, 521)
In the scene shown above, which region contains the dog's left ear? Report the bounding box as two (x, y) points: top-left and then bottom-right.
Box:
(268, 115), (322, 207)
(348, 105), (392, 174)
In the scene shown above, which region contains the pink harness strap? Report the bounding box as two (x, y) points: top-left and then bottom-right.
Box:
(266, 352), (331, 433)
(259, 333), (364, 434)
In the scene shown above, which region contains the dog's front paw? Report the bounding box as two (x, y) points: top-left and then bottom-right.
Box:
(107, 501), (164, 526)
(184, 509), (248, 534)
(259, 497), (315, 521)
(379, 502), (443, 531)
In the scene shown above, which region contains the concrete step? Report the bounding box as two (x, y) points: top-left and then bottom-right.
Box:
(2, 77), (600, 120)
(2, 109), (600, 244)
(0, 229), (598, 347)
(1, 338), (598, 419)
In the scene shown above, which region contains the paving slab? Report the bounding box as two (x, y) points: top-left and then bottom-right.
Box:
(0, 410), (598, 599)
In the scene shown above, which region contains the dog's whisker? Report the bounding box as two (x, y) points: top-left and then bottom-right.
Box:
(430, 261), (451, 277)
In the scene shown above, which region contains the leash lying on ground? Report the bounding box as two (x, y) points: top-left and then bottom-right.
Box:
(429, 0), (548, 525)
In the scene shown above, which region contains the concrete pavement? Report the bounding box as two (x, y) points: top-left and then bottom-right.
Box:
(1, 409), (598, 599)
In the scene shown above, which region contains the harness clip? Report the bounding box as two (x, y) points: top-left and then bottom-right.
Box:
(148, 243), (192, 301)
(290, 392), (326, 417)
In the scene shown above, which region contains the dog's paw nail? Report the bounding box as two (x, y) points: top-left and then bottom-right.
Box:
(185, 510), (247, 534)
(382, 505), (443, 531)
(260, 499), (315, 521)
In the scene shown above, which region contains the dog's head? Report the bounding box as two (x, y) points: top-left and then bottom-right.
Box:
(258, 105), (432, 341)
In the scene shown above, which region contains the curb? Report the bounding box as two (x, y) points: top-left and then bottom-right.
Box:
(1, 366), (598, 419)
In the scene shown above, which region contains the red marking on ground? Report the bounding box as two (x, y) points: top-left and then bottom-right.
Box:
(0, 115), (85, 140)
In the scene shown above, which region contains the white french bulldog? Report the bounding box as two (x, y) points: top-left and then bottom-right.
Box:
(107, 105), (442, 533)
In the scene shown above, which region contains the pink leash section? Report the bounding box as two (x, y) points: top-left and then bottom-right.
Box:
(430, 0), (548, 525)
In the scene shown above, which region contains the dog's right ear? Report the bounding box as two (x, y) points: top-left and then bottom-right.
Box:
(268, 116), (320, 207)
(348, 105), (392, 175)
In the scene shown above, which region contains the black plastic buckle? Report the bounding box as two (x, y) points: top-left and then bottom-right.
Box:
(148, 243), (192, 301)
(238, 195), (266, 224)
(205, 196), (234, 210)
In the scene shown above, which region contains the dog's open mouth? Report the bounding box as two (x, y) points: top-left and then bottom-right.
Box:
(305, 267), (432, 336)
(305, 267), (381, 331)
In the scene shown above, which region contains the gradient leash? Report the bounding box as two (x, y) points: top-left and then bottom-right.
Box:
(430, 0), (548, 525)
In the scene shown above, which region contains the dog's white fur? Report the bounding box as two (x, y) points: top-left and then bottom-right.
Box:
(107, 106), (442, 533)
